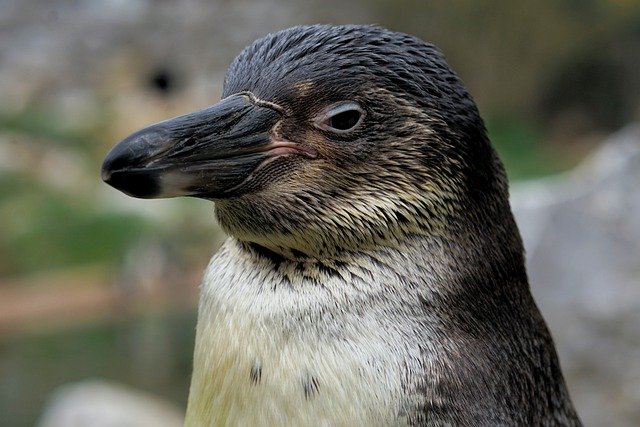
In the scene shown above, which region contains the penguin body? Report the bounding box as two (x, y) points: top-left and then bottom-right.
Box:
(102, 24), (581, 426)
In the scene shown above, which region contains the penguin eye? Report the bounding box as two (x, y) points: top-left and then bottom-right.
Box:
(329, 110), (361, 131)
(316, 102), (365, 133)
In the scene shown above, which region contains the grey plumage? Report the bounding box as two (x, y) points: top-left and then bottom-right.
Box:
(102, 24), (581, 426)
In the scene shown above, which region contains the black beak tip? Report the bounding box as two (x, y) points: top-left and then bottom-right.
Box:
(102, 168), (162, 199)
(101, 157), (114, 184)
(101, 147), (162, 199)
(101, 136), (143, 180)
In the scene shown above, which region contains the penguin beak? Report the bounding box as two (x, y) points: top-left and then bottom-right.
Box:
(101, 94), (312, 199)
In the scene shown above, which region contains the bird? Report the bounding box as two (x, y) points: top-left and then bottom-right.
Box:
(102, 24), (581, 426)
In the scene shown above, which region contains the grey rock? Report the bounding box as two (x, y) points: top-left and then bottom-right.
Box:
(512, 124), (640, 427)
(37, 379), (184, 427)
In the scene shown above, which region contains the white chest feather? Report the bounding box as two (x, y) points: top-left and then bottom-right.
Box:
(184, 241), (418, 426)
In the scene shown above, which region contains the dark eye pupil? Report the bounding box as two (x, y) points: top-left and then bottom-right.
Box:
(329, 110), (361, 131)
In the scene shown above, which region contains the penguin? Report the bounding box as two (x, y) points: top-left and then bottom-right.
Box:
(102, 24), (581, 426)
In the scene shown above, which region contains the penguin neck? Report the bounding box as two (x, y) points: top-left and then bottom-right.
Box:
(229, 199), (527, 296)
(226, 221), (526, 303)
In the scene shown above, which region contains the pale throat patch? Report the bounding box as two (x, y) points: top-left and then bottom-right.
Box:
(184, 239), (420, 426)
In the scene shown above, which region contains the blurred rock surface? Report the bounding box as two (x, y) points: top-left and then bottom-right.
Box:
(37, 379), (184, 427)
(512, 123), (640, 427)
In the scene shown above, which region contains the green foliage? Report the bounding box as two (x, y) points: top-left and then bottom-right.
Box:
(0, 172), (153, 276)
(0, 107), (98, 150)
(487, 119), (567, 180)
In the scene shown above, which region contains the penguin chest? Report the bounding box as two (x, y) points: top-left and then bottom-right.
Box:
(185, 264), (407, 426)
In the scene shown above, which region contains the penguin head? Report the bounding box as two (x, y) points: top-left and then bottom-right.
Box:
(102, 25), (508, 258)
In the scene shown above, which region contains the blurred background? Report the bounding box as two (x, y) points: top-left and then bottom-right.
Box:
(1, 0), (639, 426)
